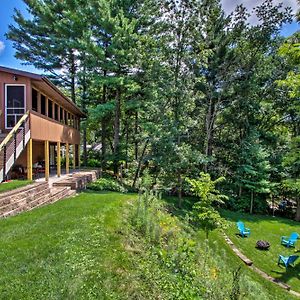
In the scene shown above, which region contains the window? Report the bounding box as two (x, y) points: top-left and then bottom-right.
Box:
(5, 85), (26, 128)
(48, 99), (53, 118)
(41, 95), (46, 115)
(60, 107), (63, 123)
(54, 103), (59, 121)
(68, 113), (71, 126)
(65, 111), (68, 125)
(32, 89), (38, 112)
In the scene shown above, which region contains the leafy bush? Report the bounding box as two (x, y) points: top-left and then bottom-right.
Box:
(87, 178), (127, 193)
(226, 195), (268, 214)
(87, 158), (101, 168)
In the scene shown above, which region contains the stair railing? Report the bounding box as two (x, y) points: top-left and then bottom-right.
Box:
(0, 111), (30, 181)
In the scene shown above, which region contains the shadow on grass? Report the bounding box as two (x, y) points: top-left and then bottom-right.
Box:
(221, 209), (300, 229)
(271, 263), (300, 283)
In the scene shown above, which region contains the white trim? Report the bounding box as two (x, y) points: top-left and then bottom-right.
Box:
(5, 84), (26, 129)
(0, 130), (31, 180)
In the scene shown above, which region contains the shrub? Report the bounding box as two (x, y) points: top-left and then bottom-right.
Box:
(87, 178), (127, 193)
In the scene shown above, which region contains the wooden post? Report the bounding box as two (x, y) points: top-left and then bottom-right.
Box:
(45, 140), (49, 181)
(27, 138), (33, 180)
(66, 143), (69, 174)
(73, 144), (76, 170)
(57, 141), (61, 177)
(77, 144), (80, 169)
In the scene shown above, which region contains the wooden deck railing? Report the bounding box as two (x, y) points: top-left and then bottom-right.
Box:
(0, 111), (30, 182)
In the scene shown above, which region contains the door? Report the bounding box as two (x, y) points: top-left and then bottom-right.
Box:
(5, 84), (26, 129)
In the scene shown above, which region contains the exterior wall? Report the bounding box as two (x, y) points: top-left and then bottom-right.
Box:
(16, 140), (44, 167)
(30, 112), (80, 144)
(0, 72), (31, 132)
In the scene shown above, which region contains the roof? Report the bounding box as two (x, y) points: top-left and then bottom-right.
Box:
(0, 65), (86, 117)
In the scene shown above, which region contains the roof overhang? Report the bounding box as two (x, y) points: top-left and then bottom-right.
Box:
(0, 65), (86, 118)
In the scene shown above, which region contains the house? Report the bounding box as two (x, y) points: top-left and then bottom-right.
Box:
(0, 66), (85, 182)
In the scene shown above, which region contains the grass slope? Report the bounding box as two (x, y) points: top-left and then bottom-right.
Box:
(0, 180), (32, 193)
(223, 210), (300, 292)
(0, 192), (298, 299)
(0, 192), (138, 299)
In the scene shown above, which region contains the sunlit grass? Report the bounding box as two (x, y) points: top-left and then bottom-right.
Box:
(0, 180), (32, 193)
(223, 210), (300, 292)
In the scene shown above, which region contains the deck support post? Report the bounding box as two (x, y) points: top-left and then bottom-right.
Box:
(45, 140), (49, 181)
(73, 144), (76, 170)
(66, 143), (69, 174)
(57, 141), (61, 177)
(77, 144), (80, 169)
(27, 138), (33, 180)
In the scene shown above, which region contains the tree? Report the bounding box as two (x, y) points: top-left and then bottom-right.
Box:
(187, 172), (228, 239)
(235, 132), (271, 213)
(282, 137), (300, 221)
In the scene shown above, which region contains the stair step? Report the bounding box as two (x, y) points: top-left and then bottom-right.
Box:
(0, 185), (74, 218)
(0, 187), (51, 214)
(0, 182), (48, 206)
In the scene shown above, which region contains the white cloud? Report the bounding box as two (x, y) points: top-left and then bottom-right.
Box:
(221, 0), (298, 17)
(0, 40), (5, 54)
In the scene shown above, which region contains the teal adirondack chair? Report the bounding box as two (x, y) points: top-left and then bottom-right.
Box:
(237, 221), (250, 237)
(281, 232), (299, 248)
(278, 255), (299, 268)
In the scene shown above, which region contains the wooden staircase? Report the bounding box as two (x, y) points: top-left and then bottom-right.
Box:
(0, 113), (31, 182)
(0, 182), (76, 218)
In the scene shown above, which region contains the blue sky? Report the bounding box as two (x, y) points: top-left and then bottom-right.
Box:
(0, 0), (299, 75)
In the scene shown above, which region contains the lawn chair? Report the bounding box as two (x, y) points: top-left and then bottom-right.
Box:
(278, 255), (299, 268)
(281, 232), (299, 248)
(237, 221), (250, 237)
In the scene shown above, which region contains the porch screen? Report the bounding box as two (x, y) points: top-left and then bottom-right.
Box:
(5, 85), (26, 128)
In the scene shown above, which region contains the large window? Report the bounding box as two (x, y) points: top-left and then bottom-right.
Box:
(5, 84), (26, 128)
(41, 95), (46, 115)
(32, 88), (38, 112)
(54, 103), (59, 121)
(48, 99), (53, 118)
(60, 107), (64, 123)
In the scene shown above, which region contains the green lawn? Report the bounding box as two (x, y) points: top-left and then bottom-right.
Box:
(0, 191), (138, 299)
(223, 210), (300, 293)
(0, 192), (298, 299)
(0, 180), (32, 193)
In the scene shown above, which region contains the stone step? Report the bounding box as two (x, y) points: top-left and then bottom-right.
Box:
(52, 170), (100, 191)
(0, 185), (75, 218)
(0, 187), (51, 215)
(0, 182), (48, 206)
(33, 187), (71, 209)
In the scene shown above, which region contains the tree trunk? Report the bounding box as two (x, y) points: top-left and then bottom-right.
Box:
(101, 80), (107, 171)
(134, 111), (138, 161)
(204, 97), (216, 172)
(239, 186), (242, 198)
(178, 173), (183, 207)
(81, 57), (87, 167)
(113, 88), (121, 175)
(132, 139), (149, 188)
(295, 200), (300, 222)
(250, 190), (254, 214)
(69, 50), (76, 103)
(125, 115), (129, 169)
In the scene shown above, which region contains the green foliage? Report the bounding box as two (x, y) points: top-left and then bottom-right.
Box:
(87, 178), (127, 193)
(186, 172), (228, 238)
(87, 158), (101, 168)
(130, 190), (294, 299)
(7, 0), (299, 220)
